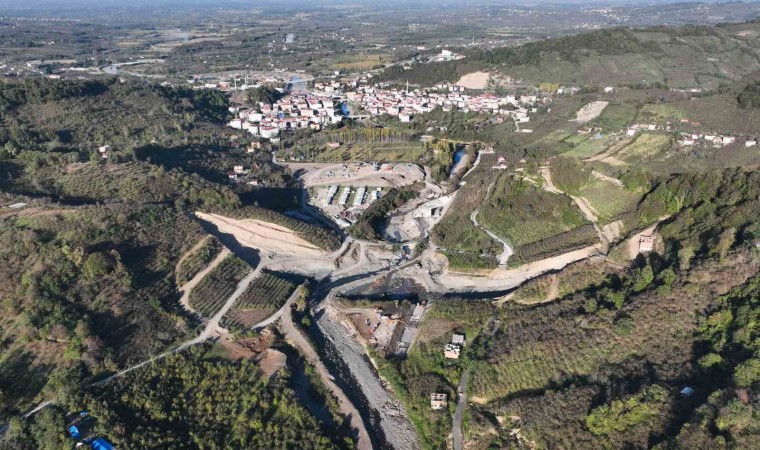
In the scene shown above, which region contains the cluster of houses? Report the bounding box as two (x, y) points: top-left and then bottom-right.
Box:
(429, 49), (465, 63)
(227, 164), (263, 186)
(429, 332), (469, 409)
(345, 84), (542, 128)
(227, 92), (343, 140)
(624, 120), (756, 148)
(678, 132), (756, 148)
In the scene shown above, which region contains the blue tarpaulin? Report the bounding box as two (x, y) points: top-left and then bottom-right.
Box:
(68, 425), (81, 439)
(91, 438), (115, 450)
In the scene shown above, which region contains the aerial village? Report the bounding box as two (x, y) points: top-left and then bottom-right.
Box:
(226, 75), (546, 141)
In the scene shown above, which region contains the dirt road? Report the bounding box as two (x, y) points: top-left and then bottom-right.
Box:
(471, 210), (513, 265)
(453, 367), (471, 450)
(280, 307), (373, 450)
(178, 248), (231, 314)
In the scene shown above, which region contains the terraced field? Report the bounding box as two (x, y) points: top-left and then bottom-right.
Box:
(176, 236), (224, 286)
(220, 271), (300, 332)
(188, 255), (252, 318)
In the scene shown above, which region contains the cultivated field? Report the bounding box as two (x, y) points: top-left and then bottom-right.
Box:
(220, 271), (299, 332)
(188, 255), (252, 318)
(176, 236), (224, 286)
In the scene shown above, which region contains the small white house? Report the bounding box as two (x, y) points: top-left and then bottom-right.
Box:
(98, 145), (112, 159)
(746, 139), (757, 147)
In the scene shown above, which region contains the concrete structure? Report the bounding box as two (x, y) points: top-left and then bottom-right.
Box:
(444, 344), (461, 359)
(639, 235), (655, 253)
(430, 393), (448, 410)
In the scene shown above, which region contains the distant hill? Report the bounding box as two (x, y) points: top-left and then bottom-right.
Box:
(381, 22), (760, 89)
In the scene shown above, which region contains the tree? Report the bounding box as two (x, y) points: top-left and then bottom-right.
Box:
(714, 227), (736, 260)
(82, 252), (113, 279)
(586, 385), (667, 436)
(245, 86), (283, 105)
(632, 265), (654, 292)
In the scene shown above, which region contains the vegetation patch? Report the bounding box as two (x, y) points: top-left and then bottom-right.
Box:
(221, 271), (301, 332)
(479, 175), (589, 247)
(188, 255), (251, 318)
(176, 236), (224, 286)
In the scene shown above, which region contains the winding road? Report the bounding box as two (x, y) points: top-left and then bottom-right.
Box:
(470, 209), (513, 266)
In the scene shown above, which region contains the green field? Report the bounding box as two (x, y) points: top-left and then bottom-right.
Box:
(580, 178), (642, 223)
(596, 103), (637, 131)
(314, 142), (425, 163)
(479, 175), (589, 247)
(561, 133), (616, 159)
(616, 133), (672, 160)
(638, 103), (687, 122)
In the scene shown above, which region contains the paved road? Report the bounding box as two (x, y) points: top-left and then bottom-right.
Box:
(453, 367), (472, 450)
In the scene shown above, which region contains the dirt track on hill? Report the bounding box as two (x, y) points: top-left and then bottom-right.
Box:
(178, 248), (231, 315)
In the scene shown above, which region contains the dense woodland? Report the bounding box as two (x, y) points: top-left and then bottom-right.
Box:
(0, 204), (202, 418)
(0, 347), (355, 450)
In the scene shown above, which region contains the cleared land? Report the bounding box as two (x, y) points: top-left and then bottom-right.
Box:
(292, 162), (425, 189)
(455, 71), (491, 89)
(572, 101), (609, 123)
(195, 212), (327, 257)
